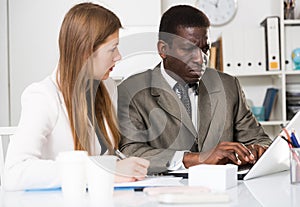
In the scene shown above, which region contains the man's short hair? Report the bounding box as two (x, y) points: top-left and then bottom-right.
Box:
(159, 5), (210, 45)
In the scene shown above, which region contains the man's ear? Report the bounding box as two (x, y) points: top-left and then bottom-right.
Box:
(157, 40), (167, 59)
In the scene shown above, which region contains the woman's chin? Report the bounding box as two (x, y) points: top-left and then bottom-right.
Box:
(102, 70), (111, 80)
(101, 74), (109, 80)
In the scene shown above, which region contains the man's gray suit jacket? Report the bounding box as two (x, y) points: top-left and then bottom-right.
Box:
(117, 65), (272, 173)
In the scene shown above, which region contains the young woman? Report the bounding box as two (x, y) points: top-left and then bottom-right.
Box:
(4, 2), (149, 191)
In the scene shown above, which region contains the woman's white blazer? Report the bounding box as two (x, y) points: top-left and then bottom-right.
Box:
(3, 70), (118, 191)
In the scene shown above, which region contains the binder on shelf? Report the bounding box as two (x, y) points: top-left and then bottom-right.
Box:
(263, 88), (279, 121)
(222, 29), (265, 75)
(243, 28), (265, 72)
(260, 16), (281, 71)
(222, 30), (244, 75)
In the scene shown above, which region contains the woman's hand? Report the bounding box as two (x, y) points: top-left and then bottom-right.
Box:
(114, 157), (150, 183)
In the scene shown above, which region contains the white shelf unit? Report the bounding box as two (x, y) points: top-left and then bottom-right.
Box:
(280, 0), (300, 126)
(235, 73), (285, 138)
(221, 2), (300, 138)
(283, 19), (300, 25)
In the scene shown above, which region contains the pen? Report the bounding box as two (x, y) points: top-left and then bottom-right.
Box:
(115, 149), (127, 160)
(291, 131), (300, 148)
(114, 149), (150, 179)
(280, 135), (296, 148)
(282, 128), (292, 142)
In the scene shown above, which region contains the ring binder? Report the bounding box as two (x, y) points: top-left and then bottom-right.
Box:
(261, 16), (281, 71)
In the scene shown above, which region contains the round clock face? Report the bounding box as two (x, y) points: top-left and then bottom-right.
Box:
(196, 0), (238, 26)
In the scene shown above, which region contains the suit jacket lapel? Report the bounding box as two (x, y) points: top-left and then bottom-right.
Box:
(197, 68), (224, 151)
(197, 81), (212, 150)
(150, 65), (197, 137)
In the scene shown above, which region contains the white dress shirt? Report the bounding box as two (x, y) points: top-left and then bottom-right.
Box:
(3, 69), (118, 191)
(160, 63), (198, 171)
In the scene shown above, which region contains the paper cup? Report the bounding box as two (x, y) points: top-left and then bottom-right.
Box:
(57, 151), (88, 199)
(87, 155), (117, 201)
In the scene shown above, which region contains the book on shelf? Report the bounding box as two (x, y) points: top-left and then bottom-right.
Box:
(209, 37), (223, 72)
(263, 88), (279, 121)
(209, 46), (217, 69)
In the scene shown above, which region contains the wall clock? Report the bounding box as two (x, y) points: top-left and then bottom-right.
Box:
(195, 0), (238, 26)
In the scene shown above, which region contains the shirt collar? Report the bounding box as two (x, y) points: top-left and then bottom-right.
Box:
(160, 62), (177, 89)
(160, 63), (199, 95)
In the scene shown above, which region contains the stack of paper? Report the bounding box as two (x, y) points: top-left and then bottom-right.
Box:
(114, 176), (183, 190)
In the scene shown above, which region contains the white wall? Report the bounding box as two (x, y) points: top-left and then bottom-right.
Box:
(0, 0), (9, 126)
(1, 0), (282, 125)
(7, 0), (161, 125)
(162, 0), (280, 41)
(8, 0), (66, 125)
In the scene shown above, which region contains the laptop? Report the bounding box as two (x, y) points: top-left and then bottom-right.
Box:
(239, 110), (300, 180)
(168, 111), (300, 180)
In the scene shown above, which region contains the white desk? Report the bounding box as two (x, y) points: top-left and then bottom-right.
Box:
(1, 171), (300, 207)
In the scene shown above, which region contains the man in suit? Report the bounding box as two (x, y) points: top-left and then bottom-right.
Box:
(117, 5), (272, 174)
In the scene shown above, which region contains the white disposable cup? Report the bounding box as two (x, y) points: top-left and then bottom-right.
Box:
(87, 155), (117, 201)
(57, 151), (88, 199)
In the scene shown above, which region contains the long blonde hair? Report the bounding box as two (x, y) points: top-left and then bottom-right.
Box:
(57, 3), (122, 154)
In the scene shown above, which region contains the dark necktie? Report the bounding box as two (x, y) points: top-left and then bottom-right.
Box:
(188, 83), (199, 95)
(173, 82), (192, 118)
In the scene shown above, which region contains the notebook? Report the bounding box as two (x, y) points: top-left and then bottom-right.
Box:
(238, 135), (289, 180)
(239, 110), (300, 180)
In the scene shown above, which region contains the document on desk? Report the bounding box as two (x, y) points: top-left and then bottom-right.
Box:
(114, 176), (184, 190)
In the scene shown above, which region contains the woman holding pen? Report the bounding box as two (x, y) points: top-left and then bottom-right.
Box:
(4, 2), (149, 191)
